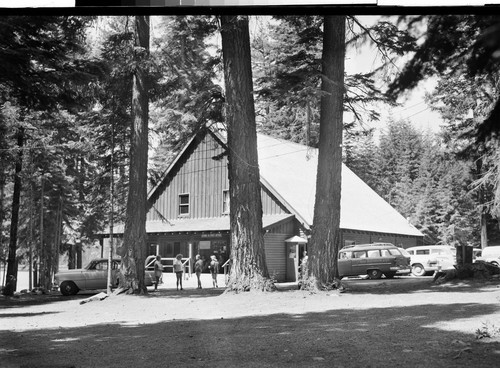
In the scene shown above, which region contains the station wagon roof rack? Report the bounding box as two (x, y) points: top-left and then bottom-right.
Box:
(342, 242), (395, 249)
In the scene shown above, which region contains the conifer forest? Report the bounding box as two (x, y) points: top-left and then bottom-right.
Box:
(2, 14), (500, 293)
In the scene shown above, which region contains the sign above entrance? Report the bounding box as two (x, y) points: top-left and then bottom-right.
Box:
(201, 233), (223, 238)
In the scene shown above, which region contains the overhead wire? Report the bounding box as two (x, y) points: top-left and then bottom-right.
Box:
(403, 107), (431, 120)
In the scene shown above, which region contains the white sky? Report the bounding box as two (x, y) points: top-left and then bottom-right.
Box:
(344, 15), (444, 134)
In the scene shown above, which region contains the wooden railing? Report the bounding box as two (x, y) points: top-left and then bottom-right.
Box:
(144, 256), (192, 278)
(222, 259), (231, 284)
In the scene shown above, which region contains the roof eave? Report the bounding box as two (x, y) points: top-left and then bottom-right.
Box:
(147, 129), (205, 203)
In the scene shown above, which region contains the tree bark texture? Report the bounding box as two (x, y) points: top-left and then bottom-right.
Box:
(4, 128), (23, 295)
(308, 16), (346, 288)
(221, 15), (273, 292)
(120, 15), (150, 294)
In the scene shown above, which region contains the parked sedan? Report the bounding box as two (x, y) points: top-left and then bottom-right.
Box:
(54, 258), (154, 296)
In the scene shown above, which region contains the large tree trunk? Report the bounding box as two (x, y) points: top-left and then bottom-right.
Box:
(307, 16), (346, 289)
(221, 15), (273, 292)
(120, 15), (150, 294)
(4, 128), (23, 295)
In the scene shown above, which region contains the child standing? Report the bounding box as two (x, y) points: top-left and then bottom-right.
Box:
(173, 254), (183, 290)
(153, 255), (163, 291)
(209, 255), (219, 288)
(194, 254), (204, 289)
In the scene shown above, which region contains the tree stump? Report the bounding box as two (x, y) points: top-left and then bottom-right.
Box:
(433, 262), (500, 284)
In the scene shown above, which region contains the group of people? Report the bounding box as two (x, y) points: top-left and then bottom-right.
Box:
(153, 253), (220, 291)
(195, 254), (219, 288)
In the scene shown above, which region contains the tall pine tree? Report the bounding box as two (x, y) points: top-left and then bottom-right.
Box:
(221, 15), (273, 292)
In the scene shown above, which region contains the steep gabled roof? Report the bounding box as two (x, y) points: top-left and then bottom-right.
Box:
(146, 127), (422, 238)
(256, 134), (422, 237)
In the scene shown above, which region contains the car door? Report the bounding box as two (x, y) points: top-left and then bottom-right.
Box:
(351, 250), (368, 275)
(338, 250), (353, 277)
(84, 260), (108, 290)
(432, 247), (455, 269)
(365, 249), (385, 270)
(384, 248), (409, 269)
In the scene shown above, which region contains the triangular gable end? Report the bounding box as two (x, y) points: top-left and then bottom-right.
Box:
(146, 127), (235, 222)
(147, 128), (227, 210)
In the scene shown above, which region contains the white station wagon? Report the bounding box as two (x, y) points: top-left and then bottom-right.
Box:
(54, 258), (154, 296)
(405, 245), (456, 276)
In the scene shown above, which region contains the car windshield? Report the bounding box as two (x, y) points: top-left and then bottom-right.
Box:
(85, 260), (120, 270)
(380, 248), (401, 256)
(85, 260), (98, 270)
(398, 248), (410, 257)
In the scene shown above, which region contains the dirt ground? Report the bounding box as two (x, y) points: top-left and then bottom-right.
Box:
(1, 273), (500, 368)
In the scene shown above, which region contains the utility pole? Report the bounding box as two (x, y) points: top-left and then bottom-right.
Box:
(107, 119), (115, 295)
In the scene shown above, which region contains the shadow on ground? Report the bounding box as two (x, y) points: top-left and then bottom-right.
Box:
(1, 276), (498, 309)
(0, 293), (90, 309)
(0, 311), (59, 319)
(1, 300), (500, 368)
(0, 286), (226, 309)
(341, 276), (500, 295)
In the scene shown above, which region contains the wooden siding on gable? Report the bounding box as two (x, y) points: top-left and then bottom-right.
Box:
(147, 130), (289, 222)
(261, 185), (289, 216)
(147, 132), (229, 221)
(265, 216), (296, 234)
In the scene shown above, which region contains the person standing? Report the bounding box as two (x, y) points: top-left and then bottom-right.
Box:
(173, 254), (184, 291)
(209, 255), (219, 288)
(194, 254), (204, 289)
(300, 250), (308, 280)
(153, 255), (163, 291)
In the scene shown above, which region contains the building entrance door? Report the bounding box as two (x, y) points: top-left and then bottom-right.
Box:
(286, 243), (299, 281)
(285, 236), (308, 282)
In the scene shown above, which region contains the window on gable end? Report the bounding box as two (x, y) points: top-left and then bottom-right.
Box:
(179, 193), (190, 216)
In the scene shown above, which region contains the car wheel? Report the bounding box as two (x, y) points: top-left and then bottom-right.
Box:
(384, 272), (396, 279)
(367, 269), (382, 280)
(412, 264), (426, 277)
(60, 281), (79, 296)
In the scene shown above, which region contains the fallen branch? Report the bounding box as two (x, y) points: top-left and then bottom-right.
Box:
(79, 292), (108, 305)
(112, 287), (128, 296)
